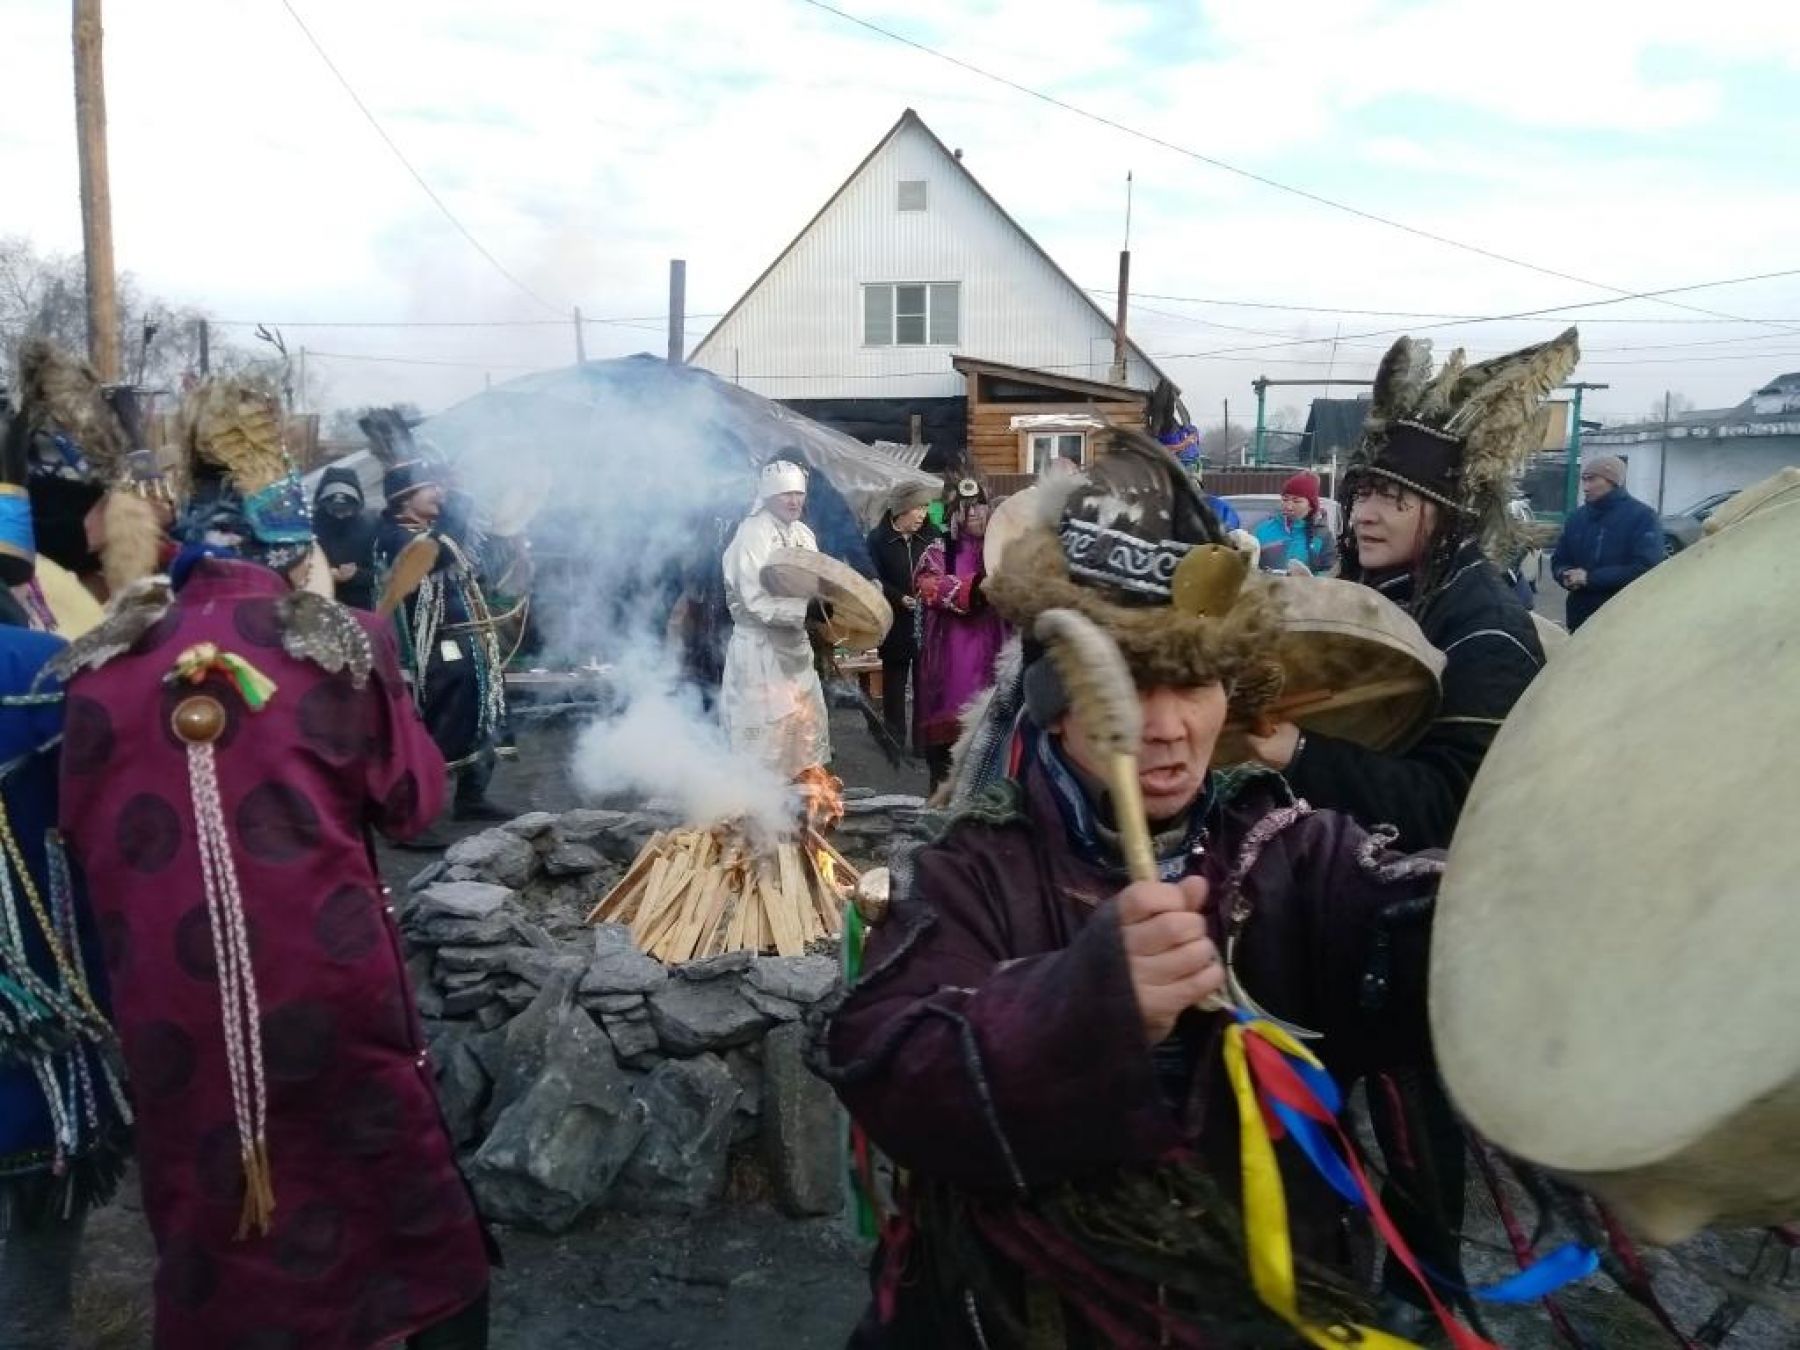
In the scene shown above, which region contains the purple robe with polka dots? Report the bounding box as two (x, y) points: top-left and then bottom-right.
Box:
(57, 559), (489, 1349)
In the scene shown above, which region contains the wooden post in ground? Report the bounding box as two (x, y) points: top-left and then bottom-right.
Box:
(573, 307), (587, 363)
(72, 0), (120, 381)
(667, 260), (686, 364)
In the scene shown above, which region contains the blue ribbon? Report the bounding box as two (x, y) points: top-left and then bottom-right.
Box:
(0, 488), (36, 562)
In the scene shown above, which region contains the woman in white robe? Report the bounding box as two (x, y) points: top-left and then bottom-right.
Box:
(719, 460), (831, 777)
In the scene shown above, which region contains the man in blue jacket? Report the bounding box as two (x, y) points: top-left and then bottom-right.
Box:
(1552, 454), (1663, 630)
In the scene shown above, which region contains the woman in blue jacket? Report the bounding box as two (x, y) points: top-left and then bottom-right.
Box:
(1252, 471), (1337, 573)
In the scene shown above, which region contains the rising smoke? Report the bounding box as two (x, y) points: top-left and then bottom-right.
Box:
(422, 359), (791, 828)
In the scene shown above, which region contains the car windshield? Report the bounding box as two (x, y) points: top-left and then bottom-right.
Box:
(1684, 491), (1735, 519)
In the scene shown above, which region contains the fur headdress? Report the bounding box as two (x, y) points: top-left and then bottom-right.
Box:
(984, 428), (1283, 720)
(1344, 328), (1580, 588)
(9, 338), (170, 592)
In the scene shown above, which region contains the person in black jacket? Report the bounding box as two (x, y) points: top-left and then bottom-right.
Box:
(312, 464), (378, 609)
(1551, 453), (1662, 631)
(1246, 329), (1576, 1338)
(866, 481), (941, 745)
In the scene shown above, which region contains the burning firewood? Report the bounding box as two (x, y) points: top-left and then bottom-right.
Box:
(584, 767), (855, 962)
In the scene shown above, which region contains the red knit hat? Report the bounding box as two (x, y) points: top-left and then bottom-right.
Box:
(1281, 471), (1321, 512)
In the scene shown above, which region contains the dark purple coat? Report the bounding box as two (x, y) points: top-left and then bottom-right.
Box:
(824, 764), (1440, 1347)
(57, 560), (488, 1349)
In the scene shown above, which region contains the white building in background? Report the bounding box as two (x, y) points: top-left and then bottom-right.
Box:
(688, 109), (1163, 468)
(1583, 372), (1800, 513)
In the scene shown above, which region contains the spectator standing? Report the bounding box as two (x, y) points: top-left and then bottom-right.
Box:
(1551, 454), (1663, 631)
(1252, 471), (1337, 574)
(866, 482), (940, 746)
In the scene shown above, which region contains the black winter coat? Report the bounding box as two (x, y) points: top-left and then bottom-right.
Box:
(1285, 541), (1545, 851)
(1550, 487), (1662, 631)
(867, 517), (939, 662)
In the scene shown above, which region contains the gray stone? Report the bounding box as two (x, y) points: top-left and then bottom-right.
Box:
(583, 992), (646, 1015)
(543, 842), (605, 877)
(648, 980), (769, 1056)
(504, 811), (559, 840)
(554, 809), (658, 864)
(417, 880), (514, 921)
(408, 909), (519, 949)
(581, 930), (668, 996)
(600, 1014), (661, 1065)
(495, 981), (539, 1012)
(674, 950), (753, 982)
(738, 984), (802, 1024)
(841, 794), (927, 814)
(475, 1002), (510, 1031)
(761, 1023), (842, 1217)
(748, 955), (841, 1005)
(437, 966), (497, 993)
(512, 919), (559, 951)
(612, 1055), (741, 1215)
(435, 1039), (491, 1147)
(498, 946), (588, 989)
(408, 859), (448, 893)
(441, 982), (500, 1017)
(445, 829), (539, 890)
(468, 1005), (646, 1232)
(434, 945), (513, 976)
(444, 865), (481, 883)
(722, 1048), (764, 1147)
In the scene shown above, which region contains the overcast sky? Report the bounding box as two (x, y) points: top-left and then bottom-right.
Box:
(7, 0), (1800, 426)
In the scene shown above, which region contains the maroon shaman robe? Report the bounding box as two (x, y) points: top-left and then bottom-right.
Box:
(58, 559), (488, 1349)
(824, 762), (1441, 1348)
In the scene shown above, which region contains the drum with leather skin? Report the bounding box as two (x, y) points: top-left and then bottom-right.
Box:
(1432, 497), (1800, 1242)
(760, 547), (893, 653)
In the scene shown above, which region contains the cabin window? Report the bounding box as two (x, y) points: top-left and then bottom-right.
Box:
(862, 283), (959, 346)
(1023, 431), (1087, 475)
(897, 179), (928, 211)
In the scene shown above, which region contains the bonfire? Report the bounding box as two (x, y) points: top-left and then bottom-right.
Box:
(583, 764), (861, 962)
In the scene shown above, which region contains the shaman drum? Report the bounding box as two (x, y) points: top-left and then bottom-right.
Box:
(982, 484), (1047, 580)
(761, 547), (893, 653)
(1213, 575), (1444, 765)
(1432, 497), (1800, 1243)
(32, 557), (104, 638)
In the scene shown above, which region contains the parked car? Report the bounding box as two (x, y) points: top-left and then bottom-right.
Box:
(1659, 490), (1738, 556)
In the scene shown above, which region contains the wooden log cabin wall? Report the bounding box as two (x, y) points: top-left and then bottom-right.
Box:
(954, 356), (1149, 487)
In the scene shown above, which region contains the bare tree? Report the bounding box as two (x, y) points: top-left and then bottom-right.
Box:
(1646, 392), (1696, 423)
(1, 235), (325, 408)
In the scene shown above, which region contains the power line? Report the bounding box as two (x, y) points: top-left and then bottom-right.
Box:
(305, 350), (544, 370)
(209, 313), (723, 331)
(1088, 288), (1800, 325)
(277, 0), (563, 317)
(798, 0), (1796, 335)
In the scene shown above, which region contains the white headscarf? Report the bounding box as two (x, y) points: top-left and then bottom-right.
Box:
(758, 459), (807, 504)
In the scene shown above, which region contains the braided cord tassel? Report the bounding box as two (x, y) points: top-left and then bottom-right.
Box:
(185, 740), (276, 1238)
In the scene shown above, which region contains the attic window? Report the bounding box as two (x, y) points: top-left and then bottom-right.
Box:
(897, 179), (928, 212)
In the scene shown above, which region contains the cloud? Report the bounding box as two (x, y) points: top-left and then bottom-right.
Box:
(3, 0), (1795, 422)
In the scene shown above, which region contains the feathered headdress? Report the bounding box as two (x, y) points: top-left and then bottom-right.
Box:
(1345, 327), (1580, 572)
(176, 378), (312, 571)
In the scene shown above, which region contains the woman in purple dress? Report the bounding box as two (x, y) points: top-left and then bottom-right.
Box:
(912, 480), (1008, 793)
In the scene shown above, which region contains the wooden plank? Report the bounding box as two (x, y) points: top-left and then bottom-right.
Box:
(769, 846), (807, 957)
(585, 831), (667, 924)
(628, 856), (673, 942)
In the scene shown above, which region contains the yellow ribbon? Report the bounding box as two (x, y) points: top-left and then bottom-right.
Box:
(1223, 1020), (1425, 1350)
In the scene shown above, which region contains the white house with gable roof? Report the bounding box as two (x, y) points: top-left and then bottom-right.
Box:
(689, 110), (1164, 473)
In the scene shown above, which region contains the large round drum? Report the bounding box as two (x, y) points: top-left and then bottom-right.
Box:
(761, 547), (893, 653)
(1213, 575), (1444, 765)
(1432, 498), (1800, 1243)
(983, 484), (1046, 579)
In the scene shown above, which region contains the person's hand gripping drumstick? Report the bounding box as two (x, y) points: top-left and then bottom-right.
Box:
(1034, 609), (1231, 1041)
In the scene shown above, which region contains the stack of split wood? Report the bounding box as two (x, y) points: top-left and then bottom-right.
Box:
(584, 825), (858, 961)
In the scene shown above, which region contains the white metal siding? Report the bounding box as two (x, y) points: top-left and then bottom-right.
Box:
(691, 120), (1155, 400)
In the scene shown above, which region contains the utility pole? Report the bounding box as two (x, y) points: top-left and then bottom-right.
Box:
(296, 347), (307, 412)
(1561, 382), (1610, 517)
(572, 306), (587, 363)
(1109, 172), (1132, 385)
(1222, 399), (1230, 465)
(1656, 389), (1671, 511)
(72, 0), (120, 380)
(667, 260), (687, 364)
(197, 317), (210, 374)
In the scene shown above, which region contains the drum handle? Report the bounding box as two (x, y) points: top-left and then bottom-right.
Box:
(1231, 674), (1434, 729)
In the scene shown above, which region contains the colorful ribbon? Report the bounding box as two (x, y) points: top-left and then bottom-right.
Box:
(169, 643), (278, 711)
(1223, 1011), (1597, 1350)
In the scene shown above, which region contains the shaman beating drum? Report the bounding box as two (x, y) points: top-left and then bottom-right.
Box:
(760, 547), (893, 653)
(1432, 497), (1800, 1243)
(1213, 575), (1444, 765)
